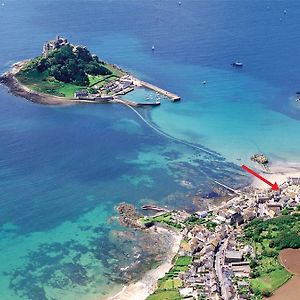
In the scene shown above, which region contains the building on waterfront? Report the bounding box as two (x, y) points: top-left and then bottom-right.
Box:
(74, 90), (88, 99)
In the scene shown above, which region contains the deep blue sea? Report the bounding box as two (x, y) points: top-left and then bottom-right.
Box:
(1, 1), (300, 299)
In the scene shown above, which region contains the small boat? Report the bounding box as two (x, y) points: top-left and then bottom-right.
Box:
(151, 45), (155, 51)
(178, 1), (182, 5)
(202, 80), (207, 85)
(232, 61), (243, 67)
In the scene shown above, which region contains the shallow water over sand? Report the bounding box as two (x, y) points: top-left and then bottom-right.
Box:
(1, 0), (300, 299)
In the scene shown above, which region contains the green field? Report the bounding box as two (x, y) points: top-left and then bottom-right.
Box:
(16, 68), (82, 97)
(104, 63), (126, 77)
(184, 213), (217, 231)
(88, 74), (106, 86)
(158, 278), (183, 290)
(175, 256), (192, 267)
(141, 212), (183, 229)
(147, 289), (182, 300)
(251, 268), (292, 296)
(16, 60), (126, 98)
(146, 256), (191, 300)
(243, 215), (300, 297)
(88, 74), (118, 87)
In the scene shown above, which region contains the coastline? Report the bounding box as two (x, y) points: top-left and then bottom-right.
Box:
(0, 61), (119, 106)
(0, 61), (78, 106)
(106, 227), (182, 300)
(0, 60), (179, 107)
(251, 160), (300, 189)
(107, 160), (300, 300)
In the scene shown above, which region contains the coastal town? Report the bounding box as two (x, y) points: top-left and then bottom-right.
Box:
(2, 2), (300, 300)
(128, 177), (300, 300)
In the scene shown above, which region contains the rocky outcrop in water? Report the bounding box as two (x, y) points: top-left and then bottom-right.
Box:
(117, 202), (145, 229)
(251, 153), (269, 165)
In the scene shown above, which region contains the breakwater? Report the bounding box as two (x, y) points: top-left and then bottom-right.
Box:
(139, 80), (180, 102)
(114, 97), (160, 107)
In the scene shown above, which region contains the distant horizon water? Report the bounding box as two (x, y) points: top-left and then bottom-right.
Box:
(1, 1), (300, 299)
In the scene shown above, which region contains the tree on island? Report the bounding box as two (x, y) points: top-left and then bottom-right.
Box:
(29, 44), (112, 86)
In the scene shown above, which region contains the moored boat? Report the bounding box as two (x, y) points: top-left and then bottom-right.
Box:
(232, 61), (243, 67)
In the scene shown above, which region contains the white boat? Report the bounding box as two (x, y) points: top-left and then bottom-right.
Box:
(232, 61), (243, 67)
(151, 45), (155, 51)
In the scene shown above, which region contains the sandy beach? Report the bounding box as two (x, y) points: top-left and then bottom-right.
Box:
(106, 227), (182, 300)
(251, 161), (300, 189)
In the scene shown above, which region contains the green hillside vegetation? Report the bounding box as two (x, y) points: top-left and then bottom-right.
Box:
(147, 290), (181, 300)
(146, 256), (191, 300)
(141, 212), (183, 229)
(184, 213), (217, 231)
(242, 215), (300, 298)
(15, 44), (125, 97)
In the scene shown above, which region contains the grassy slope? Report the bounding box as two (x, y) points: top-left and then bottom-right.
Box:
(147, 290), (182, 300)
(16, 68), (81, 97)
(88, 74), (119, 88)
(141, 212), (182, 229)
(251, 268), (292, 295)
(243, 215), (300, 296)
(104, 63), (126, 77)
(146, 256), (192, 300)
(16, 61), (126, 98)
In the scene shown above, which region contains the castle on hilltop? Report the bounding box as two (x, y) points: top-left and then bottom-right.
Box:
(42, 35), (69, 56)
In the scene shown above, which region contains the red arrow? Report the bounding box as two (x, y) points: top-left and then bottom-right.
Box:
(241, 165), (279, 191)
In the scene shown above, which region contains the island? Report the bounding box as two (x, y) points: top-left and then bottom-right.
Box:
(0, 36), (180, 106)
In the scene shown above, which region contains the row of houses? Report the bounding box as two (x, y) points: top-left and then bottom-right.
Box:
(178, 224), (225, 300)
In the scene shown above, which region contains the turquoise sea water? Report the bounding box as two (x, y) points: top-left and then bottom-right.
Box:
(1, 1), (300, 299)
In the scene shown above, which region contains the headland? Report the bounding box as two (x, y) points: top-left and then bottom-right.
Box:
(0, 36), (180, 106)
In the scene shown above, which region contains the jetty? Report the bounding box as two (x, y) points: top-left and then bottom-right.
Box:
(141, 205), (170, 212)
(139, 80), (181, 102)
(213, 180), (240, 194)
(114, 97), (160, 107)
